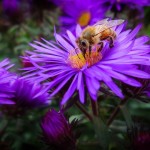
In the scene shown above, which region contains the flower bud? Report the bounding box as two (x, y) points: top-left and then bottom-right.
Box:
(41, 109), (76, 150)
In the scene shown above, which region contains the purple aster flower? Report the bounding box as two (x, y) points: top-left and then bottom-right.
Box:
(0, 58), (15, 84)
(2, 0), (20, 15)
(41, 109), (76, 150)
(22, 21), (150, 105)
(109, 0), (150, 11)
(0, 58), (13, 71)
(52, 0), (108, 31)
(0, 59), (15, 105)
(0, 59), (50, 109)
(0, 77), (50, 116)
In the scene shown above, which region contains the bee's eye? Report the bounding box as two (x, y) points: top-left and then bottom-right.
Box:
(81, 41), (86, 47)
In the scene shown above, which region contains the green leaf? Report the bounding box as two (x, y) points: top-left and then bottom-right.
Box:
(8, 25), (19, 34)
(120, 105), (133, 129)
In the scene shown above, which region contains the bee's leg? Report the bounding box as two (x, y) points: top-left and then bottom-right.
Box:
(83, 49), (86, 58)
(97, 42), (103, 52)
(107, 36), (114, 48)
(89, 46), (92, 57)
(81, 48), (86, 59)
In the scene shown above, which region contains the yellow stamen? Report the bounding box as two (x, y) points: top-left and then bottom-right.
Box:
(78, 11), (91, 27)
(67, 49), (102, 69)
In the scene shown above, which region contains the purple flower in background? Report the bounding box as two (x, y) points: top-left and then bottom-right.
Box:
(52, 0), (108, 31)
(0, 59), (15, 108)
(109, 0), (150, 11)
(2, 0), (20, 15)
(0, 58), (15, 84)
(0, 59), (50, 109)
(0, 58), (13, 72)
(0, 77), (50, 112)
(22, 21), (150, 105)
(41, 109), (76, 150)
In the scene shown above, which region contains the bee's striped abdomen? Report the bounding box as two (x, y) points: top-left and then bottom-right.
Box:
(100, 28), (116, 40)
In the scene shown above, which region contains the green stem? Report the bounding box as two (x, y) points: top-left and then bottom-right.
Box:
(107, 98), (128, 126)
(0, 120), (8, 136)
(75, 101), (93, 122)
(91, 100), (99, 116)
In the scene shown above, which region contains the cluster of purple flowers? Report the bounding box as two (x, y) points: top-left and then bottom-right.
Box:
(52, 0), (108, 31)
(109, 0), (150, 11)
(2, 0), (150, 28)
(50, 0), (150, 31)
(1, 0), (150, 149)
(0, 59), (50, 115)
(2, 0), (20, 15)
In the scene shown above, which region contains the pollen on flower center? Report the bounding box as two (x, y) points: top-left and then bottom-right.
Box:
(78, 11), (91, 27)
(67, 49), (102, 69)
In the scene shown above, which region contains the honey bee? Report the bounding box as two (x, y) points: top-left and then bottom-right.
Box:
(76, 18), (124, 58)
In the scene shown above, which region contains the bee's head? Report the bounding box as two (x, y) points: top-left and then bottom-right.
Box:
(76, 37), (89, 50)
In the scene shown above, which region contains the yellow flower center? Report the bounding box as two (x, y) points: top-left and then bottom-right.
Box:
(78, 11), (91, 27)
(67, 48), (102, 69)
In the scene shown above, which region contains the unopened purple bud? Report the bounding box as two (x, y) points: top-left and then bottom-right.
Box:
(41, 109), (76, 150)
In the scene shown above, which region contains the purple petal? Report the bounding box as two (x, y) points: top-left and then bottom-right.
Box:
(50, 74), (74, 97)
(61, 75), (78, 105)
(55, 34), (74, 51)
(105, 79), (124, 98)
(86, 76), (100, 100)
(78, 75), (85, 103)
(0, 99), (15, 104)
(66, 30), (77, 47)
(76, 25), (82, 37)
(119, 69), (150, 79)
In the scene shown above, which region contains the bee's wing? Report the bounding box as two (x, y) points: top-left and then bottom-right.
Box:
(93, 19), (124, 36)
(93, 18), (110, 26)
(94, 25), (105, 34)
(103, 19), (124, 29)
